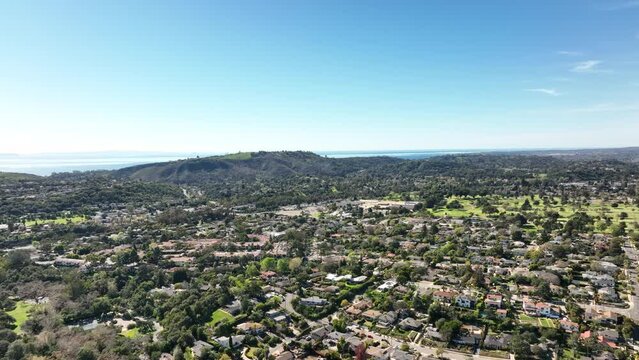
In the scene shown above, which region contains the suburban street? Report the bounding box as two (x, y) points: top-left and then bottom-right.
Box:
(578, 241), (639, 322)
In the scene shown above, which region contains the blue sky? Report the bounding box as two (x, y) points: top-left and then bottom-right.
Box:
(0, 0), (638, 153)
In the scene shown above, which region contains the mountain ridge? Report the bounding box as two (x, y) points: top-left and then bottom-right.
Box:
(114, 151), (404, 183)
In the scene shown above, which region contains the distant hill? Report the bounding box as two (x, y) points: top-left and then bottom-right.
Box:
(516, 147), (639, 162)
(115, 151), (404, 183)
(0, 172), (41, 181)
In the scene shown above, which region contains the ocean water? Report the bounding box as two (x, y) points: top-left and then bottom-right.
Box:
(0, 150), (481, 176)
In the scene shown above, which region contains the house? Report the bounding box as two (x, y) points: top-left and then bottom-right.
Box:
(309, 325), (333, 341)
(378, 280), (397, 291)
(536, 302), (561, 319)
(424, 326), (445, 341)
(300, 296), (328, 307)
(456, 294), (476, 309)
(214, 335), (245, 349)
(495, 309), (508, 319)
(597, 287), (618, 302)
(362, 309), (382, 321)
(191, 340), (214, 358)
(433, 291), (456, 304)
(591, 274), (615, 288)
(594, 261), (619, 274)
(389, 348), (416, 360)
(584, 309), (619, 325)
(398, 317), (422, 331)
(485, 294), (503, 308)
(345, 305), (362, 316)
(350, 275), (368, 283)
(276, 351), (295, 360)
(453, 324), (483, 346)
(266, 309), (288, 323)
(523, 298), (561, 318)
(559, 319), (579, 333)
(522, 299), (538, 314)
(366, 347), (388, 360)
(236, 322), (265, 335)
(483, 334), (512, 350)
(599, 329), (619, 343)
(594, 330), (620, 348)
(225, 300), (242, 315)
(54, 257), (87, 267)
(377, 311), (398, 328)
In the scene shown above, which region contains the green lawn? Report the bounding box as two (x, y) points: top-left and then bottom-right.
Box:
(538, 317), (558, 328)
(430, 195), (639, 227)
(207, 309), (234, 327)
(246, 347), (260, 359)
(519, 313), (557, 328)
(185, 348), (195, 360)
(122, 327), (140, 338)
(218, 152), (253, 160)
(25, 215), (86, 226)
(6, 301), (34, 334)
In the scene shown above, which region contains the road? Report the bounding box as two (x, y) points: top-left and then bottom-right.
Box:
(578, 241), (639, 321)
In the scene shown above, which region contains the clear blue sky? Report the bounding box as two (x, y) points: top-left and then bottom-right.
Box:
(0, 0), (638, 153)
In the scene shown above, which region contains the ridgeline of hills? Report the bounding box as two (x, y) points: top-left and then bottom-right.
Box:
(2, 147), (639, 184)
(2, 148), (639, 215)
(114, 151), (403, 183)
(113, 148), (639, 185)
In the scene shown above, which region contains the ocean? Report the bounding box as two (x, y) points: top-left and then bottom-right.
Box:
(0, 150), (482, 176)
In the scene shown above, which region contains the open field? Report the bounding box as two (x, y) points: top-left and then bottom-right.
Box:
(122, 327), (140, 338)
(518, 314), (558, 329)
(431, 195), (639, 225)
(25, 215), (86, 226)
(219, 152), (253, 160)
(207, 309), (234, 327)
(7, 301), (34, 334)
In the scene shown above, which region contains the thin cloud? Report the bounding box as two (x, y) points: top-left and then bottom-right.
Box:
(571, 60), (605, 73)
(596, 1), (639, 10)
(525, 88), (561, 96)
(556, 50), (582, 56)
(566, 103), (639, 113)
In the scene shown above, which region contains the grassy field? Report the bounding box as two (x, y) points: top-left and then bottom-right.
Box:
(25, 215), (86, 226)
(246, 347), (260, 359)
(207, 309), (234, 327)
(218, 152), (253, 160)
(431, 195), (639, 226)
(7, 301), (34, 334)
(519, 313), (557, 328)
(122, 327), (140, 338)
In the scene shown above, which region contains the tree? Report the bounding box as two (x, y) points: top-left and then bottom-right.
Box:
(260, 257), (277, 271)
(6, 250), (30, 269)
(289, 257), (303, 271)
(534, 281), (552, 300)
(173, 346), (184, 360)
(5, 341), (25, 360)
(622, 317), (636, 340)
(276, 259), (289, 273)
(438, 319), (462, 342)
(332, 316), (347, 332)
(510, 333), (531, 359)
(77, 348), (97, 360)
(337, 337), (350, 354)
